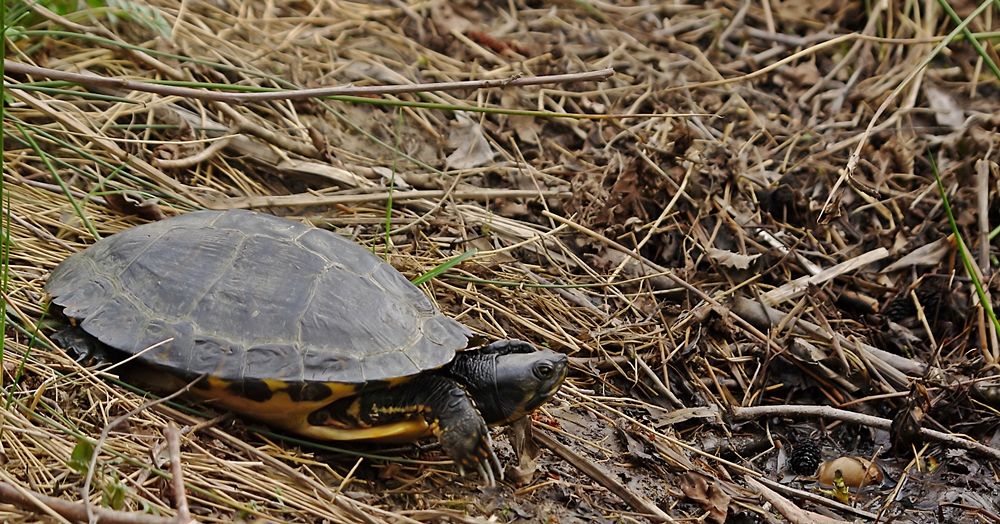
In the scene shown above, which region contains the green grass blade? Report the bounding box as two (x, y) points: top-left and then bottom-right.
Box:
(2, 0), (7, 394)
(928, 152), (1000, 359)
(12, 120), (101, 240)
(411, 249), (478, 286)
(384, 108), (404, 256)
(937, 0), (1000, 81)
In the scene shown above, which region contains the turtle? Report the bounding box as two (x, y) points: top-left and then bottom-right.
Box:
(46, 209), (568, 484)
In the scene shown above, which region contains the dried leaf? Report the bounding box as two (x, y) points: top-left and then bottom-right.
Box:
(649, 405), (721, 426)
(881, 236), (953, 273)
(445, 112), (493, 170)
(506, 417), (541, 484)
(105, 192), (166, 221)
(614, 419), (655, 464)
(509, 114), (541, 145)
(430, 3), (472, 34)
(925, 85), (965, 130)
(706, 247), (760, 269)
(679, 472), (730, 524)
(779, 59), (820, 87)
(371, 166), (411, 189)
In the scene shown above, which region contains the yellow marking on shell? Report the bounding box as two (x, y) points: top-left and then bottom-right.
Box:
(298, 418), (432, 443)
(371, 404), (430, 417)
(339, 398), (365, 427)
(157, 374), (434, 443)
(192, 377), (358, 433)
(262, 378), (290, 393)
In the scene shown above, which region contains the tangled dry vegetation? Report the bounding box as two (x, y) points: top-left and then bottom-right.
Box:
(2, 0), (1000, 522)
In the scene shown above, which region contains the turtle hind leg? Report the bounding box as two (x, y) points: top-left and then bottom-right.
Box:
(51, 326), (116, 366)
(307, 375), (501, 486)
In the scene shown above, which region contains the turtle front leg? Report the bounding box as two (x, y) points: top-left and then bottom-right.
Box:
(308, 376), (503, 485)
(52, 326), (115, 365)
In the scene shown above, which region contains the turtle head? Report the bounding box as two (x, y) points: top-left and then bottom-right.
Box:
(447, 340), (568, 426)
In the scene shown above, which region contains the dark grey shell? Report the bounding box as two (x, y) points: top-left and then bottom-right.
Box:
(46, 210), (473, 384)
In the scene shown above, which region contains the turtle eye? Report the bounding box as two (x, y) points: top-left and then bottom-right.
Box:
(534, 363), (554, 380)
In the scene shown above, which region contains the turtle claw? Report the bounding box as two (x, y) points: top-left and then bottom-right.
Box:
(485, 434), (504, 482)
(453, 433), (501, 486)
(476, 460), (495, 487)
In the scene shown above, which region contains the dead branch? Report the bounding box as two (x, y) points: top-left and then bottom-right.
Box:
(0, 481), (175, 524)
(5, 62), (614, 103)
(733, 405), (1000, 461)
(219, 188), (570, 210)
(745, 477), (851, 524)
(82, 375), (206, 523)
(163, 423), (191, 524)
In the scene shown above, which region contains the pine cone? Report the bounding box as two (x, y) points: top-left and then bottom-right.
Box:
(789, 439), (822, 475)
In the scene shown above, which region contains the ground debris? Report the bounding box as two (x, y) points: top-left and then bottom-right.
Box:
(3, 0), (1000, 522)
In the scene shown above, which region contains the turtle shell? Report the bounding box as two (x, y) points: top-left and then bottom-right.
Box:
(46, 210), (474, 385)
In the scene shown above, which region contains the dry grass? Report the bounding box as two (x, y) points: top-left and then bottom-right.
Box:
(3, 0), (1000, 522)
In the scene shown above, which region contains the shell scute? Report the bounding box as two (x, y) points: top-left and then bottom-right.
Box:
(246, 343), (303, 382)
(188, 234), (325, 344)
(139, 319), (196, 369)
(55, 271), (116, 320)
(302, 348), (361, 383)
(47, 210), (473, 390)
(116, 227), (243, 318)
(299, 269), (420, 365)
(360, 350), (420, 383)
(187, 335), (242, 376)
(371, 263), (437, 315)
(213, 209), (299, 240)
(296, 228), (380, 273)
(80, 293), (148, 352)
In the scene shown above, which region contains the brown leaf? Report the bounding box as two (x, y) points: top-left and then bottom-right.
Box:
(679, 472), (730, 524)
(506, 417), (541, 484)
(105, 193), (166, 221)
(880, 236), (953, 273)
(445, 113), (493, 170)
(614, 419), (655, 464)
(706, 248), (760, 269)
(430, 3), (471, 34)
(925, 85), (965, 130)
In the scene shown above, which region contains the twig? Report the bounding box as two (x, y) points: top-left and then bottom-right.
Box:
(540, 210), (786, 358)
(152, 136), (234, 169)
(82, 375), (206, 524)
(977, 159), (991, 273)
(7, 211), (75, 251)
(5, 62), (614, 103)
(398, 511), (490, 524)
(796, 1), (885, 106)
(151, 405), (396, 524)
(829, 0), (991, 221)
(732, 405), (1000, 461)
(938, 503), (1000, 524)
(220, 188), (570, 210)
(0, 471), (73, 524)
(745, 477), (852, 524)
(7, 88), (208, 207)
(533, 429), (674, 522)
(742, 26), (834, 47)
(12, 178), (109, 207)
(746, 475), (877, 519)
(0, 481), (174, 524)
(163, 423), (191, 524)
(514, 263), (608, 319)
(730, 295), (920, 386)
